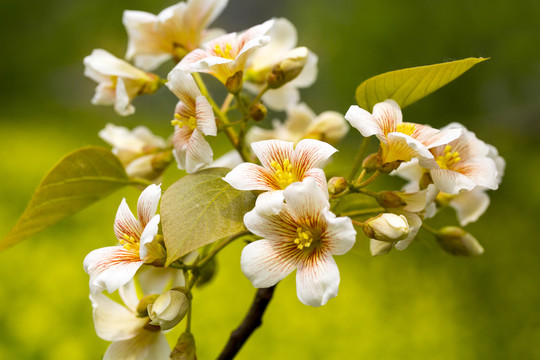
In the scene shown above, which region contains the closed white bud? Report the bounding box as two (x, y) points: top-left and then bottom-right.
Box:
(370, 239), (393, 256)
(364, 213), (409, 242)
(267, 47), (309, 89)
(148, 289), (189, 331)
(436, 226), (484, 257)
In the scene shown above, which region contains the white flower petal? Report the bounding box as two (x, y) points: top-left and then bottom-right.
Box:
(243, 206), (297, 242)
(114, 199), (143, 242)
(370, 239), (394, 256)
(261, 84), (300, 111)
(394, 211), (422, 251)
(195, 95), (217, 136)
(289, 50), (318, 88)
(345, 105), (382, 139)
(139, 215), (160, 260)
(166, 69), (201, 106)
(430, 168), (476, 195)
(103, 331), (170, 360)
(250, 17), (297, 70)
(138, 267), (186, 295)
(118, 279), (139, 313)
(450, 188), (490, 226)
(137, 184), (161, 226)
(385, 132), (434, 164)
(282, 178), (329, 219)
(251, 140), (294, 169)
(254, 190), (285, 216)
(185, 129), (214, 174)
(114, 78), (136, 116)
(291, 139), (337, 173)
(222, 162), (277, 191)
(296, 252), (340, 307)
(454, 157), (499, 190)
(240, 239), (301, 288)
(211, 150), (243, 169)
(321, 210), (356, 255)
(372, 99), (402, 133)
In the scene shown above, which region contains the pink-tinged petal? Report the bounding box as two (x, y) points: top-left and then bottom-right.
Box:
(345, 105), (382, 139)
(241, 239), (301, 288)
(430, 168), (476, 195)
(118, 280), (139, 313)
(222, 162), (277, 191)
(450, 188), (490, 226)
(243, 206), (298, 241)
(416, 125), (462, 149)
(453, 157), (499, 190)
(84, 246), (145, 294)
(394, 210), (422, 251)
(296, 252), (340, 307)
(321, 210), (356, 255)
(137, 184), (161, 226)
(185, 129), (214, 174)
(195, 95), (217, 136)
(384, 132), (434, 164)
(373, 99), (402, 134)
(166, 69), (201, 105)
(254, 190), (285, 216)
(251, 140), (294, 169)
(139, 215), (160, 260)
(114, 199), (143, 242)
(104, 331), (170, 360)
(179, 49), (229, 73)
(90, 293), (147, 342)
(370, 239), (393, 256)
(237, 19), (274, 55)
(291, 139), (337, 176)
(302, 168), (329, 196)
(283, 178), (329, 219)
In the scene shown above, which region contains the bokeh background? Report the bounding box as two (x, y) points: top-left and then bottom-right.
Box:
(1, 0), (539, 358)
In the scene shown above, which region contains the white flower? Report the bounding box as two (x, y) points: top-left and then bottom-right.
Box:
(247, 102), (348, 146)
(166, 69), (217, 173)
(178, 19), (274, 84)
(148, 289), (189, 331)
(364, 213), (409, 242)
(223, 139), (337, 215)
(244, 18), (318, 110)
(84, 49), (160, 116)
(90, 280), (170, 360)
(84, 184), (163, 294)
(345, 100), (461, 168)
(241, 178), (356, 306)
(99, 123), (168, 180)
(123, 0), (229, 70)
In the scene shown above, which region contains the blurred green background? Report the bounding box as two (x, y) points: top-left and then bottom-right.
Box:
(1, 0), (539, 359)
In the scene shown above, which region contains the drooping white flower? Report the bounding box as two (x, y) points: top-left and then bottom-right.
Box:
(84, 184), (163, 294)
(244, 18), (318, 110)
(223, 139), (337, 215)
(178, 19), (274, 84)
(84, 49), (160, 116)
(166, 68), (217, 173)
(247, 102), (348, 146)
(90, 280), (170, 360)
(123, 0), (229, 70)
(99, 123), (168, 180)
(241, 178), (356, 306)
(345, 100), (461, 168)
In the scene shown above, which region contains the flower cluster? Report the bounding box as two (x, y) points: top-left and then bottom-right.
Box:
(79, 0), (504, 358)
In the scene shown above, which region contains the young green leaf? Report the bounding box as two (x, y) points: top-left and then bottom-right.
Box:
(0, 146), (130, 251)
(355, 57), (489, 111)
(161, 168), (256, 265)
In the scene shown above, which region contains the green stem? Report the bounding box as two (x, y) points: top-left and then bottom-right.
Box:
(347, 137), (371, 181)
(351, 219), (365, 227)
(422, 223), (438, 236)
(196, 230), (251, 269)
(355, 170), (380, 188)
(249, 84), (269, 109)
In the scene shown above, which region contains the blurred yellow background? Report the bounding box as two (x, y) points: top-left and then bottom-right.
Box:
(1, 0), (539, 358)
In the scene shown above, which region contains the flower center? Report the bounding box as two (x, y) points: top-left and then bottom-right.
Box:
(214, 43), (234, 60)
(171, 114), (197, 130)
(120, 233), (140, 252)
(294, 227), (314, 250)
(395, 123), (416, 136)
(270, 158), (295, 189)
(436, 145), (461, 169)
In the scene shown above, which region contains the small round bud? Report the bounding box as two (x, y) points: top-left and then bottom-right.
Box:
(377, 191), (407, 209)
(328, 177), (348, 196)
(225, 71), (243, 94)
(378, 160), (402, 174)
(136, 294), (160, 317)
(267, 47), (309, 89)
(435, 226), (484, 257)
(364, 213), (409, 242)
(171, 332), (197, 360)
(362, 153), (380, 173)
(148, 289), (189, 331)
(249, 103), (267, 122)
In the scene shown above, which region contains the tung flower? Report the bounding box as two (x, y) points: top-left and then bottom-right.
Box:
(84, 49), (160, 116)
(123, 0), (229, 70)
(84, 184), (163, 294)
(223, 139), (337, 215)
(241, 178), (356, 306)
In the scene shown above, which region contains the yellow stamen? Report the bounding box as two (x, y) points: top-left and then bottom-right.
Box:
(293, 227), (314, 250)
(214, 43), (234, 60)
(171, 113), (197, 130)
(120, 233), (140, 252)
(395, 123), (416, 136)
(270, 158), (295, 189)
(436, 145), (461, 169)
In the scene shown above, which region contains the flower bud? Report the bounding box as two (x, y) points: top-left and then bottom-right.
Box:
(249, 103), (267, 122)
(151, 150), (174, 172)
(136, 294), (160, 317)
(362, 153), (380, 173)
(377, 191), (407, 209)
(226, 71), (243, 94)
(148, 289), (189, 331)
(363, 213), (409, 242)
(328, 177), (348, 196)
(267, 47), (309, 89)
(370, 239), (393, 256)
(303, 112), (348, 145)
(171, 332), (197, 360)
(378, 160), (401, 174)
(435, 226), (484, 257)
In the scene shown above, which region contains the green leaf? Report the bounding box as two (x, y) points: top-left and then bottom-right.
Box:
(161, 168), (256, 265)
(1, 146), (130, 251)
(355, 57), (489, 111)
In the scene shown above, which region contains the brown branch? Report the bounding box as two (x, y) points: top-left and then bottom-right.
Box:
(217, 286), (277, 360)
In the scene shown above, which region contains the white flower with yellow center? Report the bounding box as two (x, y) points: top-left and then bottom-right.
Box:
(84, 185), (163, 294)
(84, 49), (160, 116)
(223, 139), (337, 215)
(178, 19), (274, 84)
(123, 0), (229, 70)
(241, 178), (356, 307)
(345, 99), (461, 167)
(166, 68), (217, 174)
